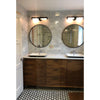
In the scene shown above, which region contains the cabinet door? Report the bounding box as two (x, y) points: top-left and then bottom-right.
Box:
(46, 60), (66, 87)
(23, 59), (37, 87)
(60, 60), (67, 87)
(23, 59), (46, 87)
(36, 59), (46, 86)
(66, 60), (84, 88)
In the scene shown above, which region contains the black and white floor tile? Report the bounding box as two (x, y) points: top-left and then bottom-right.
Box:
(17, 88), (82, 100)
(17, 88), (69, 100)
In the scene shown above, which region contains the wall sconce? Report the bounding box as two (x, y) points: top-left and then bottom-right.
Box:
(66, 16), (83, 23)
(31, 17), (48, 23)
(76, 17), (83, 23)
(39, 17), (48, 21)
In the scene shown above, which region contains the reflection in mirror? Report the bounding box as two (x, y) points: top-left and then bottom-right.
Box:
(62, 24), (84, 48)
(29, 24), (52, 48)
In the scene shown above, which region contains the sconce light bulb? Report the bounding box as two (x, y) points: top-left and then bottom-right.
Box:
(76, 17), (83, 23)
(66, 17), (74, 23)
(40, 18), (48, 21)
(32, 18), (39, 24)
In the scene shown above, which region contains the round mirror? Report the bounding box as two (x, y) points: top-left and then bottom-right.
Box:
(62, 24), (84, 48)
(29, 24), (52, 48)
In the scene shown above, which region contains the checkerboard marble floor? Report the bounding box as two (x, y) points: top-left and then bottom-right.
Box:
(17, 88), (83, 100)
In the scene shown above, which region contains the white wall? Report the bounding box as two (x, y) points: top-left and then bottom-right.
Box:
(16, 2), (29, 99)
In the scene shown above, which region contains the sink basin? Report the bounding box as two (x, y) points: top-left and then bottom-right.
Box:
(66, 53), (84, 58)
(29, 53), (47, 57)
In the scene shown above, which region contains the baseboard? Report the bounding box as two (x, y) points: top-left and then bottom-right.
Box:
(16, 86), (23, 99)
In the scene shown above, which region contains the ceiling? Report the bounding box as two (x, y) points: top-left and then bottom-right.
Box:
(17, 0), (84, 11)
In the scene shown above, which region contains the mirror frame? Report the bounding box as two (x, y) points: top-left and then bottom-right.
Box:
(62, 24), (84, 48)
(29, 24), (52, 48)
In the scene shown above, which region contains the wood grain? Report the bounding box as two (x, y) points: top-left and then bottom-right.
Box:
(68, 92), (83, 100)
(23, 59), (83, 88)
(66, 60), (84, 88)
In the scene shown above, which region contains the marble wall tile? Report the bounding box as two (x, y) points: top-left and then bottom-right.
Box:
(28, 10), (84, 54)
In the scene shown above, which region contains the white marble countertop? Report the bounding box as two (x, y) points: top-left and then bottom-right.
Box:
(23, 54), (84, 60)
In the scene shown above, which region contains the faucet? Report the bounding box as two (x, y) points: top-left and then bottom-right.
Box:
(39, 49), (42, 55)
(71, 50), (76, 55)
(38, 45), (41, 55)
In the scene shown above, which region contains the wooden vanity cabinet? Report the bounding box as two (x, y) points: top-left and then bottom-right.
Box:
(46, 60), (66, 87)
(23, 59), (37, 86)
(23, 59), (46, 87)
(23, 59), (83, 88)
(66, 60), (83, 88)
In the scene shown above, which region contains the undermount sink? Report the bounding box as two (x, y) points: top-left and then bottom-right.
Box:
(29, 53), (47, 57)
(66, 53), (84, 58)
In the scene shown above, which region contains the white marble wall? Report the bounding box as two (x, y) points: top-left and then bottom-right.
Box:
(28, 10), (84, 54)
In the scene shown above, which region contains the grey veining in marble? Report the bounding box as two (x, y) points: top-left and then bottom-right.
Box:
(28, 10), (84, 55)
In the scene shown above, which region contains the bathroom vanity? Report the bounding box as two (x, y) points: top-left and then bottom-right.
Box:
(23, 24), (84, 88)
(23, 55), (84, 88)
